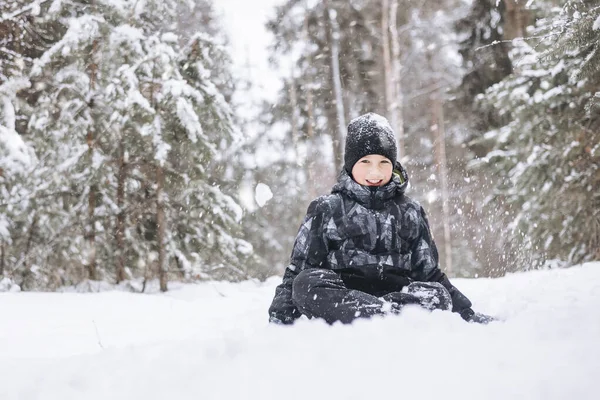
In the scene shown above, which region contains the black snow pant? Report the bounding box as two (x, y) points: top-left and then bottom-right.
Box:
(291, 268), (452, 324)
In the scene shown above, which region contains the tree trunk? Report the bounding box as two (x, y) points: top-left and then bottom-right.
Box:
(305, 82), (318, 199)
(86, 38), (99, 281)
(303, 11), (318, 198)
(289, 73), (304, 191)
(21, 214), (38, 288)
(503, 0), (529, 40)
(156, 165), (168, 292)
(0, 240), (5, 276)
(115, 143), (127, 283)
(289, 73), (300, 165)
(86, 180), (97, 280)
(381, 0), (394, 116)
(324, 0), (346, 173)
(389, 0), (405, 160)
(430, 87), (453, 275)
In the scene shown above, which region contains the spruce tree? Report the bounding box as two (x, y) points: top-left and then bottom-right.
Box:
(474, 1), (600, 266)
(2, 0), (252, 289)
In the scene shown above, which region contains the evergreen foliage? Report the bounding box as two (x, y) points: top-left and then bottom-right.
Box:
(473, 1), (600, 266)
(455, 0), (512, 107)
(0, 0), (252, 290)
(3, 0), (599, 290)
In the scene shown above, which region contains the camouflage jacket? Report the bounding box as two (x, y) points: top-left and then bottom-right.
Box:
(268, 164), (472, 324)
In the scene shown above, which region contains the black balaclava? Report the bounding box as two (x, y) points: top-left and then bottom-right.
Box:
(344, 112), (398, 173)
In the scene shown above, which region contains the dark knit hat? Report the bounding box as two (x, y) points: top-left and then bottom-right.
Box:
(344, 112), (397, 173)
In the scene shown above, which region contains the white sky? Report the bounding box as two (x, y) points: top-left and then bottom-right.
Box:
(215, 0), (287, 100)
(215, 0), (290, 210)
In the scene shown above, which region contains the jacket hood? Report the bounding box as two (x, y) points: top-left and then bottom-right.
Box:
(331, 162), (409, 209)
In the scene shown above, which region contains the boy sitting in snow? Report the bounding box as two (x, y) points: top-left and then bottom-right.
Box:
(268, 112), (493, 325)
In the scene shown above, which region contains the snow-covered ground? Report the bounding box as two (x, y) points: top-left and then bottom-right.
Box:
(1, 263), (599, 400)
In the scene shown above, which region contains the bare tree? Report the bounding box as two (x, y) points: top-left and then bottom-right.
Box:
(430, 84), (453, 275)
(305, 81), (318, 199)
(289, 71), (300, 164)
(389, 0), (405, 159)
(382, 0), (394, 114)
(324, 0), (346, 173)
(303, 7), (318, 199)
(382, 0), (405, 159)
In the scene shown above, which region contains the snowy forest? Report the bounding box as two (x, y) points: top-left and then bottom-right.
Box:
(1, 0), (599, 292)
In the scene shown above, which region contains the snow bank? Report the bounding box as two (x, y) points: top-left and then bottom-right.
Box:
(1, 263), (599, 400)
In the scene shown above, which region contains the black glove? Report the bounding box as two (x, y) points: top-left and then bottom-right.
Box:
(459, 308), (496, 324)
(269, 314), (297, 325)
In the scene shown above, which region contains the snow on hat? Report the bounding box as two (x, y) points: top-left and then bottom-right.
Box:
(344, 112), (398, 173)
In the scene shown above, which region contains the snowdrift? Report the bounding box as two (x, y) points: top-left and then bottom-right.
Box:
(1, 263), (599, 400)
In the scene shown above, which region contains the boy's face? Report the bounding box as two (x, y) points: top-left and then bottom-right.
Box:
(351, 154), (393, 187)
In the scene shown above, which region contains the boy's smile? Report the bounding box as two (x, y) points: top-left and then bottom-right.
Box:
(351, 154), (393, 187)
(365, 179), (384, 186)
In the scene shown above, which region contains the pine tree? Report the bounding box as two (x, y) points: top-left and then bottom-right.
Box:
(0, 1), (66, 288)
(454, 0), (513, 140)
(1, 0), (252, 290)
(0, 78), (36, 284)
(474, 1), (600, 267)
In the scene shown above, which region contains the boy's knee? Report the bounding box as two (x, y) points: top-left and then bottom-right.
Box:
(292, 268), (340, 306)
(405, 281), (452, 311)
(293, 268), (337, 292)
